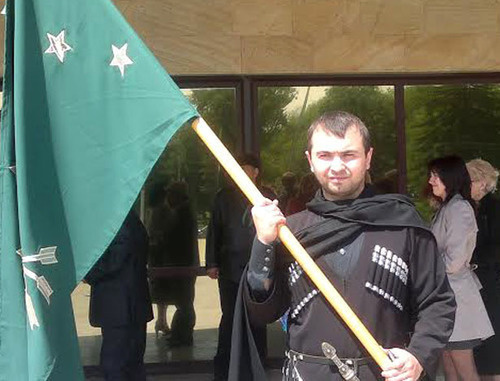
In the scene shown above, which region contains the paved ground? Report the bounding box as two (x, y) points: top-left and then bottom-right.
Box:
(74, 238), (287, 379)
(73, 239), (225, 366)
(88, 370), (283, 380)
(73, 240), (220, 338)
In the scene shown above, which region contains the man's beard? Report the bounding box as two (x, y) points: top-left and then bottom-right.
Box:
(321, 179), (365, 201)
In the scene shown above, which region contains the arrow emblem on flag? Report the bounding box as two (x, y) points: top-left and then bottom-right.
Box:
(18, 246), (58, 265)
(22, 266), (54, 305)
(17, 246), (58, 330)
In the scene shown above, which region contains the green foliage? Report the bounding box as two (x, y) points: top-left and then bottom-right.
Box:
(258, 87), (300, 188)
(258, 87), (297, 137)
(147, 88), (238, 227)
(146, 83), (500, 227)
(406, 84), (500, 217)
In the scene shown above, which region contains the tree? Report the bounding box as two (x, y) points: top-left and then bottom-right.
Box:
(148, 88), (238, 227)
(405, 84), (500, 218)
(258, 86), (397, 192)
(258, 87), (298, 188)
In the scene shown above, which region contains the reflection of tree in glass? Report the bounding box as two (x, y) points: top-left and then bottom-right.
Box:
(258, 87), (298, 190)
(406, 85), (500, 220)
(146, 89), (238, 228)
(259, 86), (396, 196)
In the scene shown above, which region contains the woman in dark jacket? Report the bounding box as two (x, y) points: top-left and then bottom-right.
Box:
(162, 181), (199, 346)
(147, 181), (199, 346)
(467, 159), (500, 381)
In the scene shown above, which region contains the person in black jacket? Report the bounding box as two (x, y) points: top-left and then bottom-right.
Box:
(146, 183), (172, 337)
(85, 210), (153, 381)
(206, 154), (274, 381)
(161, 181), (199, 347)
(467, 159), (500, 380)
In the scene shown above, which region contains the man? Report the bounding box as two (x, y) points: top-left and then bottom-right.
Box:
(85, 210), (153, 380)
(206, 154), (273, 381)
(231, 111), (456, 381)
(278, 171), (297, 216)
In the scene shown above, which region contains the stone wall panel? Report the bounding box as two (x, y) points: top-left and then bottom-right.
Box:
(242, 36), (313, 73)
(231, 0), (293, 36)
(2, 0), (500, 76)
(313, 35), (406, 72)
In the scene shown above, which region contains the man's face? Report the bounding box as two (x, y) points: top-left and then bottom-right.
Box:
(306, 125), (373, 201)
(242, 164), (259, 184)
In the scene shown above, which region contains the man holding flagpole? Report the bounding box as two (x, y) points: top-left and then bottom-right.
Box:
(233, 111), (456, 381)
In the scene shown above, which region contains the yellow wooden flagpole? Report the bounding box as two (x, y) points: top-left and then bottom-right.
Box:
(191, 117), (391, 369)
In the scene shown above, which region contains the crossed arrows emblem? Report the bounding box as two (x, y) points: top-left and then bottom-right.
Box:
(17, 246), (58, 330)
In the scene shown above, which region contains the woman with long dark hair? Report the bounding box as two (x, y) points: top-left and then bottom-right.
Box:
(428, 155), (494, 381)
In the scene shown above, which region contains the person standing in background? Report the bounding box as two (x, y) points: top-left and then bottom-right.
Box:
(206, 154), (274, 381)
(278, 172), (298, 216)
(467, 159), (500, 381)
(146, 183), (172, 338)
(429, 156), (494, 381)
(285, 172), (319, 215)
(85, 210), (153, 381)
(162, 181), (199, 347)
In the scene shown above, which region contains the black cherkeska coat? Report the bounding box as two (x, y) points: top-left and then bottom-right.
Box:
(474, 193), (500, 375)
(229, 191), (456, 381)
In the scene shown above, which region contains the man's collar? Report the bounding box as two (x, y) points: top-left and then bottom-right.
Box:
(320, 185), (375, 204)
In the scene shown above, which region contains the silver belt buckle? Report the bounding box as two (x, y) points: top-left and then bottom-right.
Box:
(321, 342), (360, 381)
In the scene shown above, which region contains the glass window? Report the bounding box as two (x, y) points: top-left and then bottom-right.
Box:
(405, 84), (500, 219)
(75, 87), (240, 367)
(145, 88), (239, 244)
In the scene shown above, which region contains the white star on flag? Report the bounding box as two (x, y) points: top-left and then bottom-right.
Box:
(44, 30), (72, 63)
(110, 43), (133, 78)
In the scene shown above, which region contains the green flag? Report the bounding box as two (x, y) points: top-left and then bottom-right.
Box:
(0, 0), (198, 379)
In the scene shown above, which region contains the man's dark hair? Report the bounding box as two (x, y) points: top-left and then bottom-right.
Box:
(307, 111), (371, 153)
(166, 181), (189, 206)
(237, 153), (261, 170)
(148, 182), (166, 207)
(428, 155), (474, 207)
